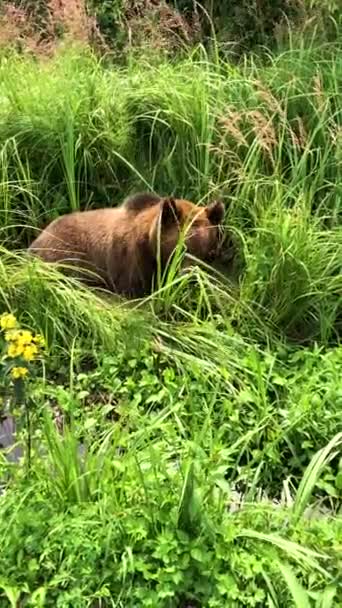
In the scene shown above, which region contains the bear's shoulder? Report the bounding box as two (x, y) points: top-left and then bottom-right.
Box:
(123, 192), (161, 214)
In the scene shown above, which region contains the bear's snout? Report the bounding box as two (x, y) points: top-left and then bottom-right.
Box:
(207, 248), (219, 261)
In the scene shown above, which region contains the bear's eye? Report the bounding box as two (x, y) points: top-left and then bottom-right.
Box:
(190, 220), (202, 228)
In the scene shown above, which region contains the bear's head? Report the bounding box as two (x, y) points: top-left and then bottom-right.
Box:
(149, 197), (225, 266)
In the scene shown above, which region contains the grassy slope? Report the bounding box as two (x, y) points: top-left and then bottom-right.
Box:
(0, 39), (341, 607)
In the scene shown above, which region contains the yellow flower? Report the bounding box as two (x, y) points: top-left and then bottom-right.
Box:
(18, 330), (34, 345)
(3, 318), (44, 367)
(23, 344), (38, 362)
(11, 366), (29, 380)
(4, 329), (19, 342)
(0, 313), (17, 331)
(33, 334), (45, 347)
(6, 330), (34, 345)
(7, 342), (24, 358)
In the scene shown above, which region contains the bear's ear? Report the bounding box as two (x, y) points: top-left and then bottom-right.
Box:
(206, 200), (224, 225)
(160, 197), (180, 225)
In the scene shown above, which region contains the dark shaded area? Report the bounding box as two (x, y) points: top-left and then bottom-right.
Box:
(0, 414), (22, 463)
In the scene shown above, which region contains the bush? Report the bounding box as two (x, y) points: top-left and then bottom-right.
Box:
(0, 380), (341, 606)
(173, 0), (300, 49)
(86, 0), (125, 48)
(5, 0), (342, 57)
(173, 0), (341, 50)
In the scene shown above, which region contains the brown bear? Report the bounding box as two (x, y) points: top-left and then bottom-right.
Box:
(28, 192), (225, 297)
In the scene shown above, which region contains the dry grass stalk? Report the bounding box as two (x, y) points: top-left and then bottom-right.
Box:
(313, 73), (328, 114)
(0, 0), (103, 56)
(0, 3), (42, 53)
(219, 108), (248, 148)
(219, 106), (278, 162)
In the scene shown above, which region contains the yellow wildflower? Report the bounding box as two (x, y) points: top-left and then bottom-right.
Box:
(11, 366), (29, 380)
(17, 330), (34, 345)
(6, 330), (34, 346)
(5, 329), (32, 343)
(0, 313), (17, 331)
(4, 329), (19, 342)
(33, 334), (45, 347)
(23, 344), (38, 362)
(7, 342), (24, 358)
(2, 316), (44, 368)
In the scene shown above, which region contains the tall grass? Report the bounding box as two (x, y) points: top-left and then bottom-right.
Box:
(0, 41), (340, 340)
(0, 247), (151, 350)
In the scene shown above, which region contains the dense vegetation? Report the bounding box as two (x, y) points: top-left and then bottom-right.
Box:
(4, 0), (342, 55)
(0, 1), (341, 606)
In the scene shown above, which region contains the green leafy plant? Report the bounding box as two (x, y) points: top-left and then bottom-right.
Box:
(0, 312), (45, 469)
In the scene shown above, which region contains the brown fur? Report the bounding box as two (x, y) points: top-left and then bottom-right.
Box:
(123, 191), (161, 213)
(28, 193), (225, 297)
